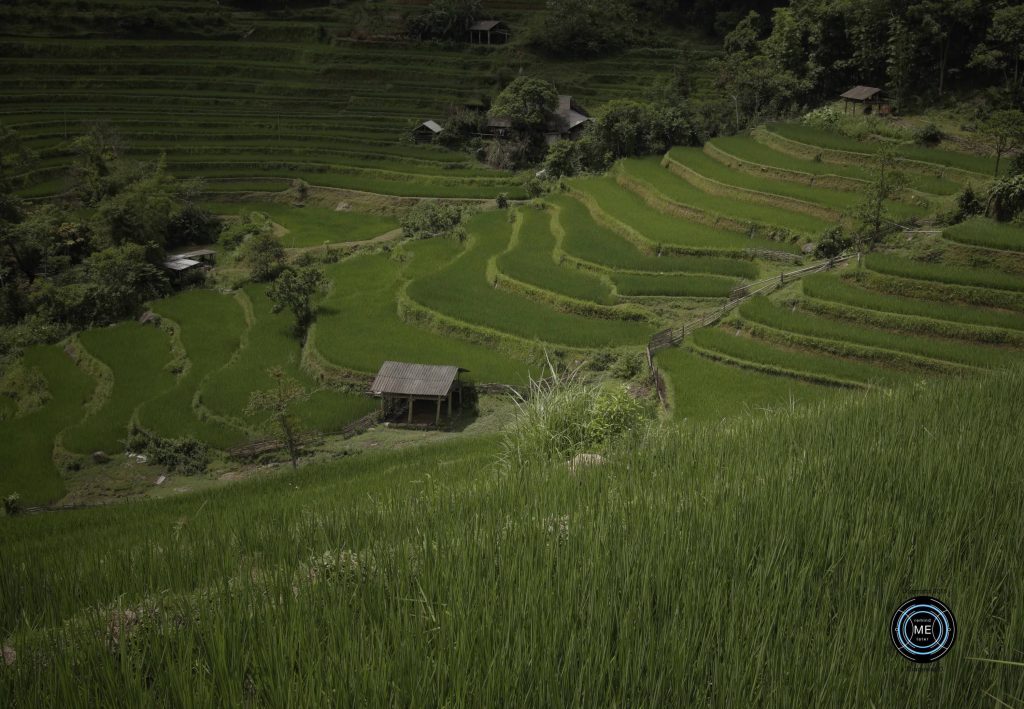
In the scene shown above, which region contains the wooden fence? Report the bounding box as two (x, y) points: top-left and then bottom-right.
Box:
(227, 411), (382, 459)
(648, 254), (854, 354)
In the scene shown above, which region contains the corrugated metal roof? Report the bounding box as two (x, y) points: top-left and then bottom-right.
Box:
(841, 85), (882, 101)
(371, 361), (460, 397)
(163, 258), (201, 271)
(418, 120), (443, 133)
(175, 249), (216, 259)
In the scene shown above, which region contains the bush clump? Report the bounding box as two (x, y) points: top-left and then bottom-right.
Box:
(499, 361), (652, 468)
(124, 425), (210, 476)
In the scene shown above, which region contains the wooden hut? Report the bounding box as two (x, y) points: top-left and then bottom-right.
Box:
(412, 120), (443, 143)
(371, 361), (464, 425)
(840, 86), (882, 114)
(468, 20), (510, 45)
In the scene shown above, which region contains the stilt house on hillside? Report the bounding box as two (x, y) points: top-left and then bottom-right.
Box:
(371, 361), (464, 426)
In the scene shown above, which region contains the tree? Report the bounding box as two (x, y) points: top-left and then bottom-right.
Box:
(245, 368), (308, 469)
(489, 77), (558, 134)
(970, 5), (1024, 93)
(981, 109), (1024, 177)
(525, 0), (636, 58)
(851, 146), (907, 255)
(267, 266), (326, 336)
(91, 160), (178, 250)
(406, 0), (481, 40)
(242, 230), (285, 282)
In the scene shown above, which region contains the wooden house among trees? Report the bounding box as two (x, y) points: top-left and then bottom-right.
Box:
(468, 20), (510, 45)
(485, 95), (590, 142)
(840, 86), (883, 114)
(412, 120), (444, 143)
(371, 361), (464, 426)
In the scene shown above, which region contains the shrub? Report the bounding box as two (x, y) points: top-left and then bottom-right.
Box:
(801, 106), (840, 131)
(913, 123), (943, 146)
(814, 226), (852, 258)
(241, 231), (285, 282)
(987, 174), (1024, 222)
(610, 351), (645, 380)
(499, 361), (651, 468)
(496, 193), (510, 210)
(124, 425), (210, 476)
(400, 201), (465, 238)
(3, 492), (22, 516)
(952, 185), (985, 223)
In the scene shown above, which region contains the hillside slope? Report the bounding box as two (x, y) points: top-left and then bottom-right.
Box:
(2, 370), (1023, 704)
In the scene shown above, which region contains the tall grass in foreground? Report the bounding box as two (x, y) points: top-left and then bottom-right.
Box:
(2, 372), (1024, 705)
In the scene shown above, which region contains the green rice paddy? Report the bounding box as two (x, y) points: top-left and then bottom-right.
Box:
(205, 202), (398, 247)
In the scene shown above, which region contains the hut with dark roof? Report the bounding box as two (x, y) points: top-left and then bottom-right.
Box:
(468, 20), (510, 45)
(840, 86), (883, 114)
(371, 361), (464, 425)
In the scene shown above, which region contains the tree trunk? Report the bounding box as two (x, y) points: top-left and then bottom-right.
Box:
(279, 414), (298, 469)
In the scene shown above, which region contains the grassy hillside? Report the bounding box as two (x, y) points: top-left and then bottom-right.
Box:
(2, 370), (1023, 704)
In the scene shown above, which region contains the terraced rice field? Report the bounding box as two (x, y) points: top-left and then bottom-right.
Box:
(620, 157), (831, 235)
(63, 323), (177, 455)
(407, 211), (656, 347)
(764, 123), (1001, 176)
(206, 202), (398, 247)
(137, 290), (249, 449)
(944, 218), (1024, 252)
(0, 345), (95, 504)
(666, 146), (927, 221)
(497, 208), (616, 306)
(0, 6), (722, 200)
(708, 134), (960, 196)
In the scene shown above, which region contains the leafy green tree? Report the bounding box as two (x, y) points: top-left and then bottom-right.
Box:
(242, 230), (285, 282)
(400, 202), (465, 238)
(267, 265), (326, 335)
(981, 109), (1024, 177)
(970, 4), (1024, 93)
(489, 77), (558, 134)
(246, 368), (309, 469)
(851, 146), (907, 254)
(542, 140), (582, 179)
(91, 160), (178, 249)
(406, 0), (481, 40)
(526, 0), (636, 57)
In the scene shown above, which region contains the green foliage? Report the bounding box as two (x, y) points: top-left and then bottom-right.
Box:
(217, 210), (271, 252)
(267, 266), (326, 334)
(913, 122), (944, 146)
(981, 110), (1024, 177)
(586, 101), (700, 165)
(31, 244), (169, 329)
(987, 174), (1024, 222)
(241, 230), (285, 282)
(400, 201), (465, 239)
(608, 351), (644, 380)
(489, 77), (558, 134)
(611, 272), (738, 297)
(951, 185), (985, 224)
(525, 0), (636, 58)
(499, 362), (650, 467)
(405, 0), (481, 41)
(0, 361), (49, 416)
(814, 226), (851, 259)
(3, 491), (21, 516)
(124, 425), (210, 476)
(245, 368), (308, 469)
(851, 146), (908, 250)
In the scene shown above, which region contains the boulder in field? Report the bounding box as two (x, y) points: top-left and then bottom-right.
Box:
(91, 451), (111, 464)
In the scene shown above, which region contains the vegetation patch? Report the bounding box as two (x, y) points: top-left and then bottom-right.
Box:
(866, 254), (1024, 293)
(205, 201), (398, 247)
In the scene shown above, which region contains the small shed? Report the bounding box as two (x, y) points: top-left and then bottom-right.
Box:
(371, 361), (464, 425)
(468, 20), (510, 45)
(840, 86), (882, 114)
(412, 120), (444, 143)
